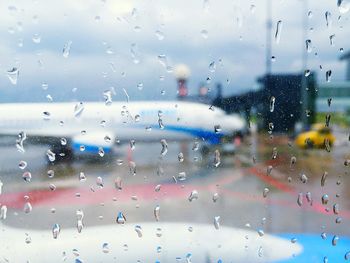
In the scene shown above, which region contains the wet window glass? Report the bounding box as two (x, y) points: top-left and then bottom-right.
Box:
(0, 0), (350, 262)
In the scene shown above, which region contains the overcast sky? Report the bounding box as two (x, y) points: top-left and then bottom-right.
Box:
(0, 0), (349, 102)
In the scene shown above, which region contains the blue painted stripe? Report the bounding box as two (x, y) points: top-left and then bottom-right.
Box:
(72, 143), (111, 154)
(275, 233), (350, 263)
(150, 124), (225, 144)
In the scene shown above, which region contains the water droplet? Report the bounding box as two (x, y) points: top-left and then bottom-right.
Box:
(130, 43), (140, 64)
(32, 34), (41, 43)
(129, 161), (136, 176)
(257, 229), (265, 237)
(214, 149), (221, 167)
(338, 0), (350, 13)
(52, 224), (60, 239)
(305, 69), (311, 77)
(154, 205), (160, 221)
(300, 173), (308, 184)
(116, 212), (126, 224)
(135, 225), (143, 237)
(250, 4), (256, 13)
(6, 67), (19, 85)
(306, 192), (312, 203)
(290, 156), (297, 169)
(22, 171), (32, 182)
(297, 192), (303, 206)
(114, 176), (122, 190)
(200, 29), (208, 39)
(209, 61), (216, 72)
(0, 205), (8, 220)
(63, 41), (72, 58)
(214, 216), (220, 229)
(23, 202), (32, 213)
(75, 172), (85, 183)
(325, 114), (331, 127)
(322, 194), (329, 205)
(263, 188), (269, 198)
(178, 172), (187, 181)
(188, 190), (199, 202)
(97, 147), (104, 157)
(49, 183), (56, 191)
(192, 141), (200, 151)
(332, 235), (339, 246)
(160, 139), (168, 156)
(103, 90), (113, 106)
(345, 251), (350, 260)
(155, 184), (161, 192)
(327, 98), (332, 107)
(102, 243), (109, 253)
(96, 176), (103, 187)
(321, 171), (328, 187)
(43, 111), (51, 120)
(269, 96), (276, 112)
(321, 232), (327, 239)
(18, 160), (27, 170)
(178, 152), (184, 162)
(275, 20), (283, 44)
(47, 149), (56, 162)
(333, 203), (340, 215)
(74, 102), (84, 118)
(305, 39), (312, 53)
(326, 70), (332, 82)
(16, 131), (26, 153)
(325, 11), (332, 27)
(75, 218), (83, 233)
(214, 125), (222, 134)
(47, 170), (55, 178)
(155, 30), (164, 40)
(329, 34), (335, 46)
(158, 118), (165, 129)
(267, 165), (273, 176)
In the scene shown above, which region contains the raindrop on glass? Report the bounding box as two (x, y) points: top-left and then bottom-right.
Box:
(135, 225), (143, 237)
(263, 188), (269, 198)
(116, 212), (126, 224)
(154, 205), (160, 221)
(52, 224), (60, 239)
(325, 11), (332, 27)
(46, 149), (56, 162)
(160, 139), (168, 156)
(32, 34), (41, 43)
(329, 34), (335, 46)
(63, 41), (72, 58)
(201, 29), (208, 39)
(322, 194), (329, 205)
(326, 70), (332, 82)
(214, 149), (221, 167)
(155, 30), (164, 40)
(188, 190), (199, 202)
(214, 216), (220, 229)
(209, 61), (216, 72)
(274, 20), (282, 44)
(74, 102), (84, 118)
(18, 160), (27, 170)
(297, 192), (303, 206)
(305, 39), (312, 53)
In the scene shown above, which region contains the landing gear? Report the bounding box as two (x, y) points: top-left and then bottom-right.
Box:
(47, 143), (74, 163)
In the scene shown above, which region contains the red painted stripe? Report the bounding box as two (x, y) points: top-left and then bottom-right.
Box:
(248, 166), (295, 193)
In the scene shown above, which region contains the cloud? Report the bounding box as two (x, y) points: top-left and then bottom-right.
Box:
(0, 0), (349, 102)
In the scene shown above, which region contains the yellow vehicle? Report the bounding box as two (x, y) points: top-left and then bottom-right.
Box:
(295, 123), (335, 148)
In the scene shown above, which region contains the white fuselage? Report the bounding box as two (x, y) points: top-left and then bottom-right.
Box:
(0, 101), (245, 152)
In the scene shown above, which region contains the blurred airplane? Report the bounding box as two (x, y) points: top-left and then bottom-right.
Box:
(0, 101), (246, 162)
